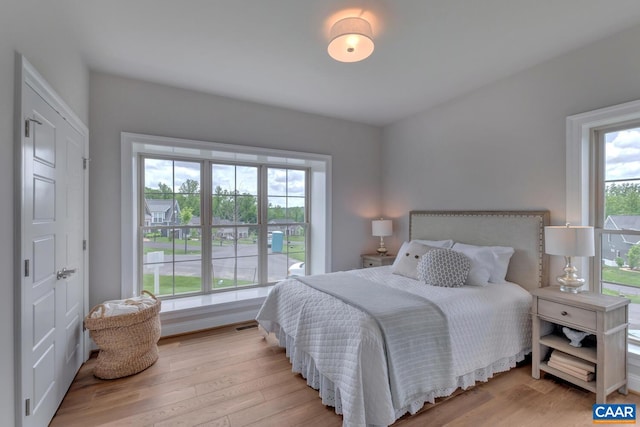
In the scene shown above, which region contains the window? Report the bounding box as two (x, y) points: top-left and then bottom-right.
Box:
(593, 123), (640, 339)
(142, 158), (204, 297)
(567, 100), (640, 345)
(121, 133), (331, 300)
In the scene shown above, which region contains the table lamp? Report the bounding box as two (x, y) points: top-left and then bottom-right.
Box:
(544, 223), (595, 293)
(372, 219), (392, 256)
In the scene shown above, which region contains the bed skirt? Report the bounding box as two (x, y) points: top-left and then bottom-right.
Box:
(264, 322), (530, 426)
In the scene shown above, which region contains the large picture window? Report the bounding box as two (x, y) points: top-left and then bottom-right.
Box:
(122, 133), (330, 301)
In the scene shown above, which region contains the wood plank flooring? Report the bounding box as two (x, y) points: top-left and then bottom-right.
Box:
(51, 322), (640, 426)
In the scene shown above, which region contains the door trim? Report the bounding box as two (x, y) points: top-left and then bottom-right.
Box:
(14, 53), (89, 426)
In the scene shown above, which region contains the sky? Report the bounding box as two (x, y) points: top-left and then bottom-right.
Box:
(606, 127), (640, 182)
(143, 158), (305, 206)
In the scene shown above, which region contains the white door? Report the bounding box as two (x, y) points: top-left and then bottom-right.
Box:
(19, 64), (87, 427)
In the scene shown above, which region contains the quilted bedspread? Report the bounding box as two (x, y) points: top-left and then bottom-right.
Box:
(255, 266), (532, 427)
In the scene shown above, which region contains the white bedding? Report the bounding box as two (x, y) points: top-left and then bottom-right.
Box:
(256, 266), (532, 427)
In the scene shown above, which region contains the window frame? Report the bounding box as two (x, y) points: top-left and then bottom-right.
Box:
(121, 132), (331, 300)
(592, 122), (640, 299)
(567, 100), (640, 348)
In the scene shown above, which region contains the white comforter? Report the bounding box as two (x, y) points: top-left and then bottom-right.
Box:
(256, 266), (532, 427)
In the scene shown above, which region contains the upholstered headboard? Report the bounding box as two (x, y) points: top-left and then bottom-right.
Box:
(409, 210), (549, 292)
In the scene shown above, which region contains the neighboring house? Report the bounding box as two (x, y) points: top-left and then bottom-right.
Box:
(212, 218), (250, 240)
(144, 198), (181, 237)
(268, 219), (304, 236)
(603, 215), (640, 265)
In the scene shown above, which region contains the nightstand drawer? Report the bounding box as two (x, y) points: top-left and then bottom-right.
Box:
(363, 259), (378, 268)
(538, 299), (597, 330)
(360, 254), (395, 268)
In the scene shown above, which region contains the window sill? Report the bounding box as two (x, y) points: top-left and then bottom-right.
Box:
(158, 286), (272, 336)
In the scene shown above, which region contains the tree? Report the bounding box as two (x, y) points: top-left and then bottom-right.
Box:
(288, 206), (305, 222)
(180, 206), (193, 227)
(237, 194), (257, 223)
(268, 203), (285, 220)
(605, 183), (640, 217)
(179, 179), (199, 194)
(176, 179), (201, 217)
(212, 186), (235, 221)
(145, 182), (173, 200)
(180, 207), (193, 252)
(628, 244), (640, 270)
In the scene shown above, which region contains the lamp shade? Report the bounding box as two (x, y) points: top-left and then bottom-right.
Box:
(544, 225), (595, 257)
(372, 219), (392, 237)
(328, 17), (374, 62)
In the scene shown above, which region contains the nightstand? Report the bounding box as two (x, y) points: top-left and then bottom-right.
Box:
(361, 254), (396, 268)
(531, 286), (629, 403)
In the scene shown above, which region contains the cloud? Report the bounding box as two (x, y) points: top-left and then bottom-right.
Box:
(606, 129), (640, 180)
(144, 160), (305, 206)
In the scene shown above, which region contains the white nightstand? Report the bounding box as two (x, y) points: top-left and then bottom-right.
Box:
(531, 286), (629, 403)
(361, 254), (396, 268)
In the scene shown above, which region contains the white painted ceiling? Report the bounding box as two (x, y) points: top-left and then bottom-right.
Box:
(17, 0), (640, 125)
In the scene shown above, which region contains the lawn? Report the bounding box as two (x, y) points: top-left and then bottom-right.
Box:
(602, 266), (640, 303)
(602, 266), (640, 287)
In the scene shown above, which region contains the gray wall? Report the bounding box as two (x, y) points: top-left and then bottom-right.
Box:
(382, 23), (640, 271)
(1, 3), (89, 424)
(89, 72), (383, 307)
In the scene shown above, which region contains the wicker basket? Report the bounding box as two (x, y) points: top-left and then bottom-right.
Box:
(84, 290), (161, 379)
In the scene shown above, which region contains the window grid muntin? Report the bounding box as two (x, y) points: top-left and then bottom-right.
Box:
(139, 154), (309, 298)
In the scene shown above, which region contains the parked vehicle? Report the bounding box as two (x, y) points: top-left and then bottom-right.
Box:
(287, 262), (305, 277)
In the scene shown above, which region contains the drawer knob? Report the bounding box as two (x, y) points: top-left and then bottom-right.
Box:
(561, 311), (568, 316)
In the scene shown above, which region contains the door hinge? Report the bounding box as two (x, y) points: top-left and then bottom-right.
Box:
(83, 240), (87, 251)
(24, 259), (29, 277)
(25, 398), (30, 416)
(25, 118), (42, 138)
(83, 158), (87, 170)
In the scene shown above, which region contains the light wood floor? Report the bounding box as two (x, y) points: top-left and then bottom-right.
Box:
(51, 322), (640, 426)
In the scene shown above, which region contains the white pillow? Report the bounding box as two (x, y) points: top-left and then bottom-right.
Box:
(417, 249), (471, 287)
(412, 239), (454, 249)
(451, 242), (515, 283)
(450, 244), (492, 286)
(392, 241), (411, 269)
(392, 241), (436, 279)
(488, 246), (515, 283)
(393, 239), (454, 269)
(392, 239), (455, 270)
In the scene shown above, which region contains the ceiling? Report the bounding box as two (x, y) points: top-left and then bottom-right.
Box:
(16, 0), (640, 126)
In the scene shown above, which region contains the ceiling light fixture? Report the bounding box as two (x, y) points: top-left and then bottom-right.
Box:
(328, 17), (374, 63)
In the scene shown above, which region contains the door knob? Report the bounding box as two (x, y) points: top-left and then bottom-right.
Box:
(56, 267), (77, 280)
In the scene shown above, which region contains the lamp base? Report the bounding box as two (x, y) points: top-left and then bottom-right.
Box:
(559, 283), (583, 293)
(376, 247), (388, 256)
(376, 236), (388, 256)
(557, 274), (585, 293)
(556, 256), (586, 293)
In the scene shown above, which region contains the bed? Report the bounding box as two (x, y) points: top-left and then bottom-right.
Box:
(256, 210), (549, 426)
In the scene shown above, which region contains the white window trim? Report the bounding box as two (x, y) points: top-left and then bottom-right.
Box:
(566, 99), (640, 291)
(567, 99), (640, 392)
(120, 132), (332, 299)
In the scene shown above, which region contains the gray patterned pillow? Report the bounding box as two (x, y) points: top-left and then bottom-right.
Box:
(417, 248), (471, 287)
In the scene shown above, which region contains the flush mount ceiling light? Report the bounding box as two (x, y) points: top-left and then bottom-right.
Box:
(328, 16), (374, 63)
